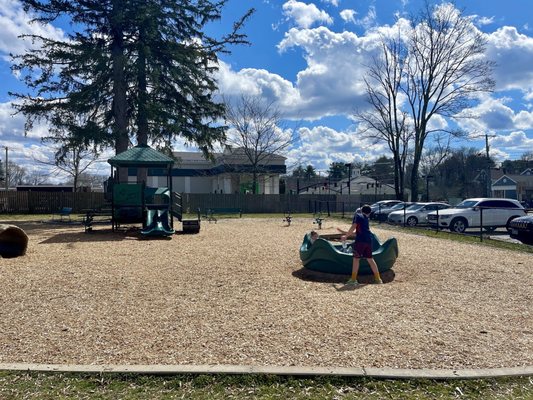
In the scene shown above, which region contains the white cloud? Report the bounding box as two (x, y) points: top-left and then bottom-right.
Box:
(473, 15), (495, 26)
(489, 131), (533, 161)
(218, 17), (413, 122)
(285, 125), (390, 172)
(353, 5), (377, 30)
(216, 60), (303, 117)
(486, 26), (533, 94)
(0, 100), (112, 179)
(487, 146), (509, 163)
(456, 97), (533, 134)
(0, 100), (51, 140)
(515, 109), (533, 129)
(277, 27), (373, 118)
(491, 130), (533, 149)
(0, 0), (66, 58)
(282, 0), (333, 29)
(321, 0), (339, 6)
(0, 101), (26, 138)
(339, 9), (356, 24)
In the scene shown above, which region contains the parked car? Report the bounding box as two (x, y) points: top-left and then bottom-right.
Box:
(509, 215), (533, 245)
(387, 202), (451, 226)
(373, 202), (414, 222)
(369, 200), (403, 219)
(427, 198), (526, 233)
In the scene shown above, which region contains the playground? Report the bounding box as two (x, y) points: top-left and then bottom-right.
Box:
(0, 216), (531, 370)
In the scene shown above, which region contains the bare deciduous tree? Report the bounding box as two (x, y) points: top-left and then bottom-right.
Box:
(356, 30), (412, 200)
(405, 2), (494, 200)
(358, 2), (494, 200)
(419, 133), (452, 176)
(223, 95), (294, 194)
(7, 162), (28, 187)
(34, 144), (102, 191)
(35, 135), (102, 191)
(24, 171), (50, 186)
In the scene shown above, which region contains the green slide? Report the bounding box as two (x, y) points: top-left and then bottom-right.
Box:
(141, 208), (175, 237)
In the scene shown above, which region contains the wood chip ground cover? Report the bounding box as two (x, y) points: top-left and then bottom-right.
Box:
(0, 217), (531, 369)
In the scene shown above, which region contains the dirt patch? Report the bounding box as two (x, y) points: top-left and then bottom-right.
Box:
(0, 217), (531, 369)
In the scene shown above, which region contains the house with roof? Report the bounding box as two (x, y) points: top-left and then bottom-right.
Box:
(490, 168), (533, 203)
(286, 168), (395, 196)
(125, 147), (286, 194)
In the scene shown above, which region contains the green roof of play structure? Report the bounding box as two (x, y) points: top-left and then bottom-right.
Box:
(108, 145), (174, 167)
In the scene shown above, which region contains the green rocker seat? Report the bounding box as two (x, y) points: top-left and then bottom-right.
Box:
(299, 232), (399, 275)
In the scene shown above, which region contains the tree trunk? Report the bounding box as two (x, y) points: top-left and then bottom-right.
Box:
(393, 152), (402, 200)
(111, 0), (129, 183)
(136, 22), (149, 184)
(410, 149), (422, 201)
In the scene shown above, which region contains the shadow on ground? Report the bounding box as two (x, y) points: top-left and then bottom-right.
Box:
(292, 267), (396, 285)
(39, 228), (142, 243)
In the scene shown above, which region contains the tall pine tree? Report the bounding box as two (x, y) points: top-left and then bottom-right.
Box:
(10, 0), (253, 177)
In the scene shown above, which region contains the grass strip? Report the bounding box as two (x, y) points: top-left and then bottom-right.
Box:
(1, 372), (532, 399)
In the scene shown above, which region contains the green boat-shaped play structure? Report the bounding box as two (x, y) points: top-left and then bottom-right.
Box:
(299, 232), (399, 275)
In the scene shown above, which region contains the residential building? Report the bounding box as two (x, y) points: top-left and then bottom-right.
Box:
(286, 168), (395, 196)
(490, 168), (533, 203)
(130, 147), (286, 194)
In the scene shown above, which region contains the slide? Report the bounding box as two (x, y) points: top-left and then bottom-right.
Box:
(141, 208), (175, 237)
(0, 224), (29, 258)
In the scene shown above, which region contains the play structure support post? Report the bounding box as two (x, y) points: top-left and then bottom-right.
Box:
(168, 164), (174, 229)
(142, 181), (146, 229)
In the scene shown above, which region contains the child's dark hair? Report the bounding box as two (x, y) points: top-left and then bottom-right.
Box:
(361, 204), (372, 215)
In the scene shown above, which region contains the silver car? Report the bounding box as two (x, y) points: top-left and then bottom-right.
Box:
(373, 201), (414, 222)
(388, 202), (451, 226)
(369, 200), (403, 220)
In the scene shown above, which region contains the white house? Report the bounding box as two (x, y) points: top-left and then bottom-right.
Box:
(134, 147), (286, 194)
(290, 168), (395, 196)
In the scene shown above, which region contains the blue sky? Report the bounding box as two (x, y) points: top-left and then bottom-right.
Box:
(1, 0), (533, 181)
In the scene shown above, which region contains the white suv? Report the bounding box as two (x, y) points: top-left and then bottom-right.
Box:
(427, 198), (526, 233)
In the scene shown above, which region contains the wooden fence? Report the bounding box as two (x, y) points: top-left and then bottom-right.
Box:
(0, 191), (393, 215)
(0, 191), (108, 214)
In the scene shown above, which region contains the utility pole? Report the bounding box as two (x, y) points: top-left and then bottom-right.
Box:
(485, 134), (491, 197)
(4, 146), (7, 191)
(345, 163), (352, 195)
(425, 175), (434, 201)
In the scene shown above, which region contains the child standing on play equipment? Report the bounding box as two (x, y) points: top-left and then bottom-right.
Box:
(337, 204), (383, 285)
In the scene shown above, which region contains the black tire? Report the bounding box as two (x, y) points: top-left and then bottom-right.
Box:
(506, 216), (520, 232)
(406, 216), (418, 227)
(450, 217), (468, 233)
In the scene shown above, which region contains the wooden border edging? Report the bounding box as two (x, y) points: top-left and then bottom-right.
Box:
(0, 363), (531, 380)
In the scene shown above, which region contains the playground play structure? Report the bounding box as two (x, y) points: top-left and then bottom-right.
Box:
(109, 183), (176, 236)
(84, 145), (200, 236)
